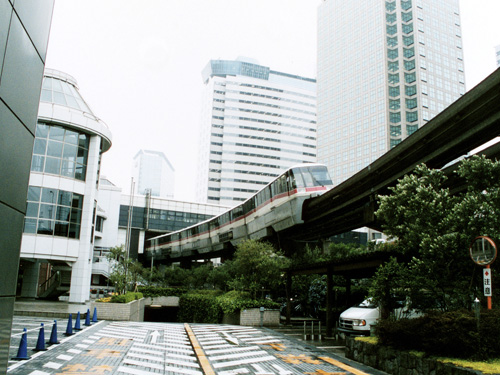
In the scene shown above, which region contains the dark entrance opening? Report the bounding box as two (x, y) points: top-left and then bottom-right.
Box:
(144, 305), (179, 322)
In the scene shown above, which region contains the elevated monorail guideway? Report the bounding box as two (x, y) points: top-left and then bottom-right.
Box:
(145, 69), (500, 263)
(297, 68), (500, 241)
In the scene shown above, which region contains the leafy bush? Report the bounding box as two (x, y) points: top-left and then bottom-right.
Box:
(375, 309), (500, 360)
(110, 292), (143, 303)
(216, 290), (279, 315)
(178, 291), (222, 323)
(138, 286), (188, 297)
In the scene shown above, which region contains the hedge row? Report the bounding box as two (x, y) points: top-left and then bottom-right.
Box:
(178, 290), (280, 324)
(110, 291), (143, 303)
(375, 309), (500, 360)
(138, 286), (188, 297)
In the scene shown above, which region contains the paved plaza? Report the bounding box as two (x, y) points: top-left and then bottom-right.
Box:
(7, 316), (385, 375)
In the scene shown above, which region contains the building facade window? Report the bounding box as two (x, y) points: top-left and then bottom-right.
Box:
(389, 73), (400, 84)
(389, 86), (400, 97)
(31, 123), (89, 181)
(390, 112), (401, 123)
(390, 125), (402, 137)
(24, 186), (83, 239)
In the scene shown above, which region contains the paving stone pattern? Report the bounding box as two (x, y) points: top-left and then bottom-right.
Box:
(8, 317), (384, 375)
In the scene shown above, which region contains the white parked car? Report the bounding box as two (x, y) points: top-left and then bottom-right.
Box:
(338, 298), (421, 336)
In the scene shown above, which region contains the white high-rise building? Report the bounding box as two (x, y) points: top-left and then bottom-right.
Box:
(133, 150), (175, 198)
(197, 58), (317, 206)
(317, 0), (466, 186)
(495, 45), (500, 68)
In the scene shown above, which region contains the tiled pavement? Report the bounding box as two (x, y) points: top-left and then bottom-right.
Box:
(8, 317), (386, 375)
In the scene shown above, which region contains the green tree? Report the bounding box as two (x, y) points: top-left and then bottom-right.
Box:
(223, 239), (290, 298)
(107, 245), (132, 294)
(373, 156), (500, 311)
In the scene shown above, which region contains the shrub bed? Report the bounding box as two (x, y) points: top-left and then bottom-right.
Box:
(110, 291), (143, 303)
(178, 290), (223, 323)
(217, 291), (280, 315)
(375, 309), (500, 360)
(138, 286), (188, 297)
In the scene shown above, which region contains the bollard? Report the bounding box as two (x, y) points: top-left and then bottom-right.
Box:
(74, 311), (82, 330)
(92, 306), (98, 323)
(303, 321), (307, 340)
(33, 323), (47, 351)
(12, 328), (31, 360)
(311, 321), (314, 341)
(48, 320), (60, 345)
(65, 314), (74, 336)
(318, 321), (322, 341)
(85, 309), (91, 326)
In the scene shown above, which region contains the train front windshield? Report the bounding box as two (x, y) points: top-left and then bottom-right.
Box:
(292, 166), (333, 188)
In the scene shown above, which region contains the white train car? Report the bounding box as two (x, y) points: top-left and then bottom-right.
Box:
(146, 163), (333, 261)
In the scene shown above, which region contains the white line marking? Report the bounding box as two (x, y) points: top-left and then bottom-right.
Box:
(272, 364), (292, 375)
(209, 350), (269, 361)
(205, 345), (260, 355)
(28, 371), (50, 375)
(121, 360), (203, 375)
(43, 362), (63, 369)
(133, 342), (193, 354)
(130, 347), (196, 361)
(67, 349), (82, 354)
(126, 352), (200, 368)
(219, 368), (250, 375)
(252, 363), (274, 375)
(56, 354), (73, 361)
(75, 344), (89, 349)
(213, 356), (277, 368)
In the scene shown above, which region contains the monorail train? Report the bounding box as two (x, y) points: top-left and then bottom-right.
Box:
(146, 163), (333, 261)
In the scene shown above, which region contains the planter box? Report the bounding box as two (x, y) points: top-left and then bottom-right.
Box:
(345, 337), (483, 375)
(239, 308), (280, 327)
(91, 298), (145, 321)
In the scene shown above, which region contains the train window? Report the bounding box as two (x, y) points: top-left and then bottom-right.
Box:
(220, 212), (230, 226)
(287, 172), (296, 191)
(243, 198), (255, 214)
(270, 181), (277, 197)
(279, 175), (287, 194)
(308, 166), (333, 186)
(233, 205), (244, 219)
(291, 168), (306, 188)
(264, 186), (271, 202)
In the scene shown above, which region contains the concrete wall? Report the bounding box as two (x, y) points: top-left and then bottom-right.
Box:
(91, 299), (145, 321)
(346, 337), (479, 375)
(240, 309), (280, 327)
(0, 0), (54, 372)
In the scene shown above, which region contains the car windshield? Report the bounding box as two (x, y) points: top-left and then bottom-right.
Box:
(356, 299), (377, 308)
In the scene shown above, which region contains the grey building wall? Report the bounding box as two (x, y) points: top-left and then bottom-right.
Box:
(0, 0), (54, 371)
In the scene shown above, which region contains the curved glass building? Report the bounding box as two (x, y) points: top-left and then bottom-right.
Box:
(19, 69), (112, 303)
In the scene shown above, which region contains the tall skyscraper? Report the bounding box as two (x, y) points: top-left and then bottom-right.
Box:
(133, 149), (175, 198)
(197, 58), (317, 206)
(317, 0), (466, 185)
(495, 45), (500, 68)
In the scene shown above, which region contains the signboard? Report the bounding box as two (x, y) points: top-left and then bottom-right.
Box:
(470, 236), (498, 266)
(484, 268), (492, 297)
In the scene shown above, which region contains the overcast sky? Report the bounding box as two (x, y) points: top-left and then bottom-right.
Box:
(45, 1), (500, 201)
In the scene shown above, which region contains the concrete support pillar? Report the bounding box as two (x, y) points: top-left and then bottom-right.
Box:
(285, 272), (292, 325)
(69, 136), (101, 303)
(20, 261), (40, 298)
(326, 267), (334, 337)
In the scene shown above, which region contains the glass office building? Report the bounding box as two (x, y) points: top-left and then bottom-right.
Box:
(197, 58), (317, 206)
(0, 1), (54, 371)
(317, 0), (466, 185)
(19, 69), (112, 304)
